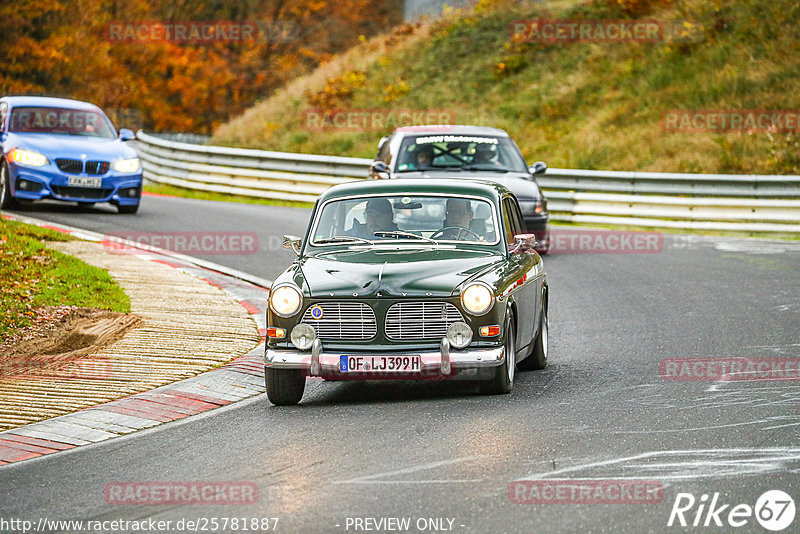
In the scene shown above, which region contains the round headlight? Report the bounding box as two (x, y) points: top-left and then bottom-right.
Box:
(447, 321), (473, 349)
(461, 283), (494, 316)
(270, 285), (302, 317)
(291, 323), (316, 350)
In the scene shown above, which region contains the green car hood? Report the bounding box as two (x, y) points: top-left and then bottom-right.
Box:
(299, 248), (502, 298)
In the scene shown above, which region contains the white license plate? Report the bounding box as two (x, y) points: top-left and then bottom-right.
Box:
(68, 176), (102, 188)
(340, 355), (421, 373)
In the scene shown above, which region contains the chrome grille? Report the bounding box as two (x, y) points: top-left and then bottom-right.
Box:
(302, 302), (376, 340)
(385, 302), (464, 340)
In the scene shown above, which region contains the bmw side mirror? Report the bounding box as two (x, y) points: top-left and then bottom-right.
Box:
(119, 129), (135, 141)
(283, 235), (301, 256)
(529, 161), (547, 175)
(370, 161), (390, 179)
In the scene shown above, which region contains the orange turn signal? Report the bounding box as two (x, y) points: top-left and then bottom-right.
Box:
(267, 327), (286, 339)
(480, 325), (501, 337)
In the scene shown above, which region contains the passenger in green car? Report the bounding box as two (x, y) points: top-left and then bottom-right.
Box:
(348, 197), (399, 239)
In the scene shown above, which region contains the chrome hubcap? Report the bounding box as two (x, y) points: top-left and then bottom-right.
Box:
(542, 311), (548, 361)
(506, 326), (515, 383)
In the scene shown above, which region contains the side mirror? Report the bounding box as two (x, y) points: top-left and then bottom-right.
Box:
(509, 233), (538, 254)
(529, 161), (547, 175)
(119, 128), (135, 141)
(283, 235), (301, 256)
(369, 160), (390, 179)
(377, 136), (389, 151)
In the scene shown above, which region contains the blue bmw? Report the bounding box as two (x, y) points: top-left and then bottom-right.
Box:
(0, 96), (142, 214)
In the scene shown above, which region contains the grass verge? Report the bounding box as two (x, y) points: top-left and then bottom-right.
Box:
(144, 183), (314, 209)
(211, 0), (800, 175)
(0, 219), (130, 341)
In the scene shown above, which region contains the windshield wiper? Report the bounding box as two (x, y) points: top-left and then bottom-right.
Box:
(462, 165), (512, 172)
(372, 231), (438, 244)
(315, 235), (373, 244)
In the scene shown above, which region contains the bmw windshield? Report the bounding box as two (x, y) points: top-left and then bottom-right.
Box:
(9, 106), (117, 139)
(395, 134), (528, 173)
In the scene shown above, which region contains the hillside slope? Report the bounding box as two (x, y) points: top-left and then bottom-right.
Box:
(212, 0), (800, 175)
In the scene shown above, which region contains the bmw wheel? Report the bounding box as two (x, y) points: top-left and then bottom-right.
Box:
(0, 161), (18, 210)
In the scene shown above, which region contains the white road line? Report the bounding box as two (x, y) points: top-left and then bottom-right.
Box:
(335, 455), (489, 484)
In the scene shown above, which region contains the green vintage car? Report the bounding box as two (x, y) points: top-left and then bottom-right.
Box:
(264, 178), (548, 405)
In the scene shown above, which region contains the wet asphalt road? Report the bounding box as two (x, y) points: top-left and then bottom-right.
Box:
(2, 196), (799, 533)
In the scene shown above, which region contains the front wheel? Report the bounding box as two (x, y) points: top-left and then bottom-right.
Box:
(264, 367), (305, 405)
(480, 320), (515, 395)
(0, 162), (18, 210)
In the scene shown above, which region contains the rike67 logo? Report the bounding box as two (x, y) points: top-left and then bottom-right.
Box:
(668, 490), (795, 531)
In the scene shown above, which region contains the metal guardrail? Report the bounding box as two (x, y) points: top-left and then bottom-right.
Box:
(135, 131), (800, 233)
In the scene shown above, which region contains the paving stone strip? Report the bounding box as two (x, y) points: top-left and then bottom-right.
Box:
(0, 228), (270, 466)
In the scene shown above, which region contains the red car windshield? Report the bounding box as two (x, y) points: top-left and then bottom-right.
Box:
(9, 106), (116, 138)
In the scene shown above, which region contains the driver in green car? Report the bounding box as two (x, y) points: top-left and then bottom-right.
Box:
(438, 198), (480, 240)
(349, 197), (399, 239)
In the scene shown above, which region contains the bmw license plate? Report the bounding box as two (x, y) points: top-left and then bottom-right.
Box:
(68, 176), (102, 188)
(340, 355), (421, 373)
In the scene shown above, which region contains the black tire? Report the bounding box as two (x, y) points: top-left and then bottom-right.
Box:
(264, 366), (305, 405)
(480, 320), (515, 395)
(0, 161), (18, 210)
(117, 203), (139, 214)
(519, 304), (548, 371)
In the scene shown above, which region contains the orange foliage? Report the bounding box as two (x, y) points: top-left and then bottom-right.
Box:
(0, 0), (401, 134)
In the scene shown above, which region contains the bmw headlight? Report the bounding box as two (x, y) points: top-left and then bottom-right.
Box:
(519, 200), (546, 215)
(111, 158), (141, 173)
(7, 148), (48, 167)
(461, 283), (494, 316)
(269, 285), (302, 318)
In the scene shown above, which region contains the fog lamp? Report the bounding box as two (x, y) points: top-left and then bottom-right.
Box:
(291, 324), (316, 350)
(447, 322), (473, 349)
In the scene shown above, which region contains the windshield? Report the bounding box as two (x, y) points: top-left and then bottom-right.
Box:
(395, 134), (528, 173)
(9, 106), (117, 138)
(310, 195), (499, 246)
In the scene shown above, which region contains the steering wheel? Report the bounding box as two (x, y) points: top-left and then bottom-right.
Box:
(430, 226), (480, 241)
